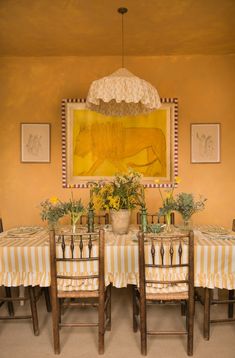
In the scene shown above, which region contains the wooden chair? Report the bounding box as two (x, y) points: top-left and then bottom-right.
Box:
(0, 217), (39, 334)
(79, 213), (109, 226)
(49, 228), (111, 354)
(133, 231), (194, 356)
(137, 212), (175, 225)
(0, 218), (51, 314)
(203, 220), (235, 340)
(0, 218), (14, 316)
(0, 287), (39, 335)
(232, 219), (235, 232)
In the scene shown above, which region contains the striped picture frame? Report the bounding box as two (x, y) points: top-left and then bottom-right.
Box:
(61, 98), (178, 188)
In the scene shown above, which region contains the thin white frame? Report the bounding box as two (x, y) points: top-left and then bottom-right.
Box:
(21, 123), (51, 163)
(191, 123), (221, 163)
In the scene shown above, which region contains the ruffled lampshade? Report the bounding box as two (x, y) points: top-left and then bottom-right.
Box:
(86, 67), (161, 116)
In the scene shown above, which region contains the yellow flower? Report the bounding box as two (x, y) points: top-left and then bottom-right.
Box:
(175, 176), (181, 184)
(49, 196), (59, 204)
(165, 192), (171, 199)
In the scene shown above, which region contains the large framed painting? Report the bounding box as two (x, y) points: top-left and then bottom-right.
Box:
(61, 98), (178, 188)
(191, 123), (221, 163)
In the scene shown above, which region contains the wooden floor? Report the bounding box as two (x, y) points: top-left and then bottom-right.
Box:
(0, 286), (234, 358)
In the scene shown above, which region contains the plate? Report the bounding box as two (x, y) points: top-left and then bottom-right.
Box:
(201, 226), (229, 235)
(202, 230), (229, 236)
(6, 227), (41, 237)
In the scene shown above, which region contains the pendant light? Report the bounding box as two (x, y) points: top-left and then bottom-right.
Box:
(86, 7), (161, 116)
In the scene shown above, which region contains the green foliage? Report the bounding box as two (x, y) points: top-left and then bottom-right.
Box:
(40, 199), (65, 226)
(61, 197), (84, 225)
(40, 194), (85, 226)
(157, 186), (178, 219)
(175, 192), (207, 220)
(158, 195), (177, 217)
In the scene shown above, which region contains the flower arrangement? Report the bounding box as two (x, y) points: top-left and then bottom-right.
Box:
(175, 192), (207, 221)
(155, 177), (181, 225)
(40, 197), (65, 227)
(40, 192), (84, 227)
(91, 169), (144, 211)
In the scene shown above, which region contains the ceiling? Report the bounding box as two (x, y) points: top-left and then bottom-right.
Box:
(0, 0), (235, 57)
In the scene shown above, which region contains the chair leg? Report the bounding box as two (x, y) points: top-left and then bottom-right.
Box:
(5, 287), (14, 316)
(139, 295), (147, 355)
(228, 290), (234, 318)
(50, 283), (60, 354)
(181, 300), (186, 316)
(133, 285), (138, 332)
(187, 298), (194, 356)
(98, 293), (105, 354)
(106, 284), (111, 331)
(28, 286), (39, 336)
(43, 287), (52, 312)
(185, 301), (188, 330)
(204, 288), (211, 340)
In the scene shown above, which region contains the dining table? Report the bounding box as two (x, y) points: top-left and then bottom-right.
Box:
(0, 225), (235, 292)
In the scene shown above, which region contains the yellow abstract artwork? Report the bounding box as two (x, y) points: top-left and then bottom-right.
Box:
(62, 99), (178, 187)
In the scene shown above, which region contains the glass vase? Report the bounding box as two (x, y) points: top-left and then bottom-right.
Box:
(164, 211), (174, 233)
(182, 218), (192, 231)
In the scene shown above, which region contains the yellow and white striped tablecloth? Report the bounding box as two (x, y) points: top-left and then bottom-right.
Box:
(0, 226), (235, 290)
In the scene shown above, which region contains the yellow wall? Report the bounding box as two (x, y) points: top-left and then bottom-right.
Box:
(0, 55), (235, 229)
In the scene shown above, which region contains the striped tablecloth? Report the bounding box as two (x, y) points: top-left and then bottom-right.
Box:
(0, 226), (235, 290)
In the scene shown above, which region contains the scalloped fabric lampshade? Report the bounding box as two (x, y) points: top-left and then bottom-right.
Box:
(86, 67), (161, 116)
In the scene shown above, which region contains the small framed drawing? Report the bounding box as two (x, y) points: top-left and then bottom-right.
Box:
(21, 123), (51, 163)
(191, 123), (221, 163)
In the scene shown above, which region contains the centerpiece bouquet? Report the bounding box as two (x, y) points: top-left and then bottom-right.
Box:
(91, 169), (144, 234)
(91, 169), (144, 211)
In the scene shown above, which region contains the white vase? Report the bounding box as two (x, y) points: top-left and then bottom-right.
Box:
(110, 209), (131, 235)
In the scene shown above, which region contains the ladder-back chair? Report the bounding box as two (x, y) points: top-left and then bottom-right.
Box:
(0, 218), (39, 335)
(203, 220), (235, 340)
(133, 231), (194, 356)
(49, 228), (111, 354)
(137, 212), (175, 226)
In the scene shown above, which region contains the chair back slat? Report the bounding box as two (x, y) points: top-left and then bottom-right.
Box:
(61, 236), (65, 259)
(79, 213), (109, 225)
(137, 212), (175, 225)
(88, 236), (93, 258)
(151, 241), (155, 265)
(178, 240), (182, 264)
(169, 241), (174, 265)
(70, 236), (74, 258)
(79, 235), (84, 258)
(0, 218), (3, 233)
(160, 239), (164, 265)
